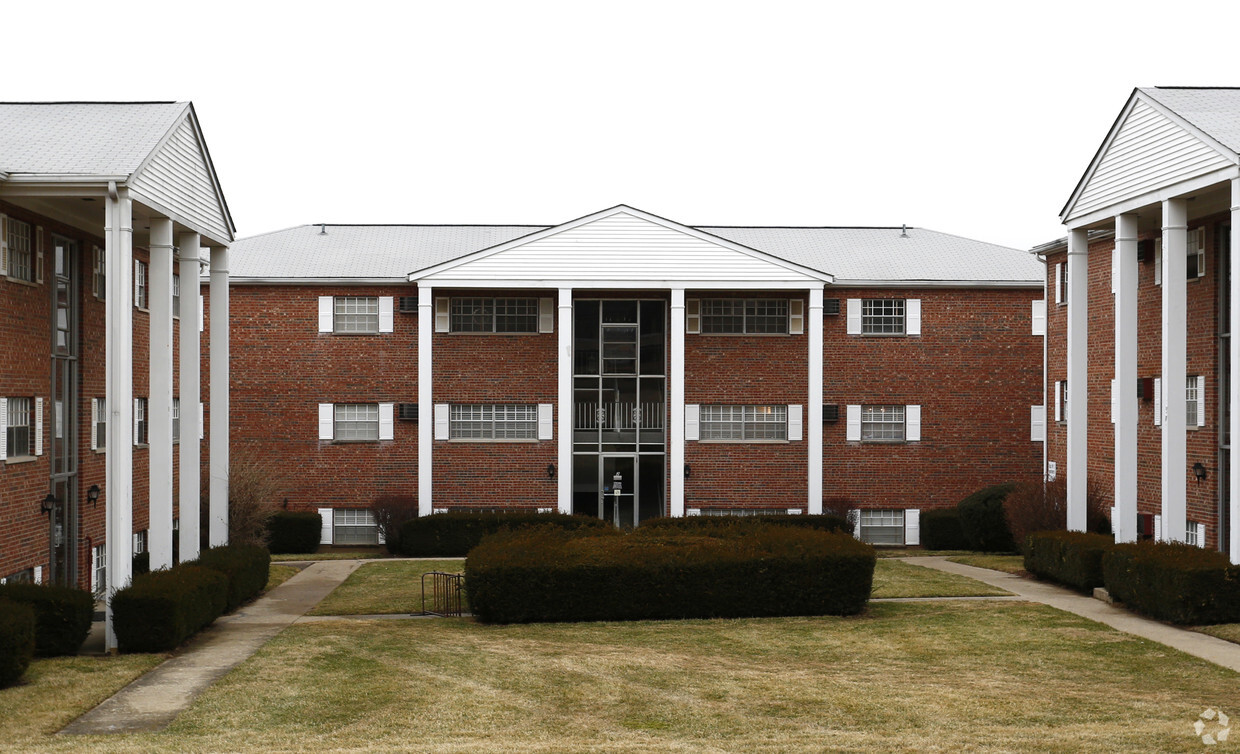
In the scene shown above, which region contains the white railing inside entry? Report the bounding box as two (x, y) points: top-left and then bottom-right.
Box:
(575, 402), (665, 432)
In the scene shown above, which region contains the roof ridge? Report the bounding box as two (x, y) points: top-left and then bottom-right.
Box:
(0, 100), (181, 105)
(1150, 86), (1240, 91)
(699, 225), (918, 230)
(306, 223), (552, 228)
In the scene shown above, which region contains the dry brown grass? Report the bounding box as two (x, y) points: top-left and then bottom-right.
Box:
(871, 558), (1011, 598)
(947, 554), (1028, 575)
(263, 564), (299, 593)
(1194, 623), (1240, 645)
(308, 559), (466, 615)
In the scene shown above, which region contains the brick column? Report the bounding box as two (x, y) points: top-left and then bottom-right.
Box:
(104, 185), (134, 652)
(1066, 227), (1089, 532)
(1114, 214), (1138, 543)
(178, 232), (201, 562)
(148, 218), (175, 569)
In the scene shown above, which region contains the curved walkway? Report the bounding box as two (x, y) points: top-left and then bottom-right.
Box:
(906, 556), (1240, 674)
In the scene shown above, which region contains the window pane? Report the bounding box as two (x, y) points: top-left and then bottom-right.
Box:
(334, 403), (379, 441)
(335, 296), (379, 334)
(744, 405), (787, 440)
(746, 299), (788, 334)
(700, 405), (744, 440)
(451, 298), (492, 332)
(700, 299), (744, 333)
(494, 298), (538, 332)
(450, 404), (537, 439)
(6, 397), (31, 457)
(861, 405), (905, 441)
(8, 219), (32, 282)
(862, 299), (905, 335)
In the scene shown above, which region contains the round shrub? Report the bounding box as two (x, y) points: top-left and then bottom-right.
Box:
(920, 509), (970, 550)
(266, 511), (323, 554)
(0, 600), (35, 688)
(0, 582), (95, 656)
(399, 512), (609, 557)
(957, 483), (1017, 552)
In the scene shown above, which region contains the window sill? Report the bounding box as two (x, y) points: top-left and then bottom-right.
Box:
(696, 439), (789, 444)
(693, 332), (792, 337)
(446, 438), (540, 443)
(134, 443), (149, 449)
(4, 455), (37, 465)
(445, 331), (542, 336)
(328, 440), (383, 445)
(330, 331), (382, 336)
(93, 448), (107, 454)
(856, 332), (909, 338)
(855, 439), (911, 445)
(5, 276), (39, 288)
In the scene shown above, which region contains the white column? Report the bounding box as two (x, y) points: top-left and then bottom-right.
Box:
(148, 219), (175, 569)
(1066, 228), (1089, 532)
(417, 286), (433, 517)
(1114, 214), (1139, 543)
(208, 246), (230, 547)
(1231, 177), (1240, 563)
(104, 186), (134, 652)
(557, 288), (573, 513)
(670, 289), (686, 517)
(1162, 199), (1188, 543)
(808, 288), (824, 514)
(179, 232), (201, 562)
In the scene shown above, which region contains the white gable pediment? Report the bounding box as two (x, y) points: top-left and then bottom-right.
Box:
(413, 206), (830, 287)
(129, 111), (234, 245)
(1064, 94), (1236, 223)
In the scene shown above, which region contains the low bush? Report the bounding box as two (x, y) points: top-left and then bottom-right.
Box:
(466, 524), (876, 624)
(1024, 531), (1113, 592)
(266, 511), (323, 555)
(0, 582), (94, 656)
(1102, 542), (1240, 625)
(642, 514), (851, 534)
(399, 512), (609, 557)
(111, 565), (228, 652)
(372, 496), (419, 554)
(957, 483), (1017, 552)
(133, 551), (151, 577)
(919, 509), (969, 550)
(194, 545), (271, 612)
(0, 601), (35, 688)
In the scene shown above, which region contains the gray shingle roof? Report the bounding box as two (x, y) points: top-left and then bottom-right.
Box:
(0, 102), (188, 176)
(1141, 87), (1240, 155)
(230, 221), (1041, 284)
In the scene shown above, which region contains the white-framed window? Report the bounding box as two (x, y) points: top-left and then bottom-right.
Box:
(5, 397), (33, 458)
(334, 296), (380, 334)
(333, 508), (379, 546)
(132, 529), (147, 555)
(450, 297), (538, 333)
(699, 405), (788, 441)
(1185, 521), (1201, 547)
(700, 299), (789, 334)
(173, 273), (181, 318)
(1055, 380), (1068, 423)
(861, 405), (905, 442)
(134, 397), (148, 445)
(92, 543), (107, 597)
(1056, 262), (1067, 304)
(93, 397), (107, 451)
(172, 398), (181, 443)
(859, 509), (905, 545)
(334, 403), (380, 441)
(135, 260), (148, 309)
(7, 218), (33, 282)
(93, 246), (106, 299)
(1186, 376), (1199, 427)
(862, 299), (905, 335)
(449, 404), (539, 439)
(1187, 227), (1206, 279)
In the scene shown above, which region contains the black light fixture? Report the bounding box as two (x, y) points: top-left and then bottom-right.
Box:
(282, 497), (290, 510)
(41, 492), (57, 516)
(684, 464), (691, 479)
(547, 463), (556, 479)
(86, 484), (101, 508)
(1193, 462), (1207, 483)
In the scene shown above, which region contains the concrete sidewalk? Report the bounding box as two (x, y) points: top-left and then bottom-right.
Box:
(60, 559), (362, 735)
(906, 556), (1240, 674)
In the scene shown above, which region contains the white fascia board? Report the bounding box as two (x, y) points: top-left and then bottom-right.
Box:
(406, 204), (834, 283)
(0, 177), (125, 195)
(415, 278), (828, 290)
(228, 277), (409, 286)
(828, 278), (1041, 289)
(1064, 165), (1240, 228)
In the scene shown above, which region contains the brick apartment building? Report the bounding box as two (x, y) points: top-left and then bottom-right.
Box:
(0, 102), (233, 649)
(1041, 87), (1240, 561)
(226, 205), (1046, 547)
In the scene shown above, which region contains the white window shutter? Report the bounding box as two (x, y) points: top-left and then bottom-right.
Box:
(1054, 263), (1063, 304)
(1154, 377), (1162, 426)
(846, 405), (861, 441)
(434, 404), (450, 440)
(318, 403), (334, 440)
(905, 405), (921, 442)
(1198, 375), (1206, 428)
(685, 404), (699, 441)
(378, 297), (394, 333)
(1154, 239), (1163, 286)
(0, 398), (7, 458)
(134, 259), (141, 306)
(377, 525), (386, 546)
(846, 299), (862, 335)
(686, 299), (700, 334)
(1054, 382), (1062, 423)
(35, 227), (43, 284)
(1030, 405), (1045, 442)
(378, 403), (395, 440)
(904, 509), (920, 546)
(537, 404), (553, 440)
(906, 299), (921, 336)
(90, 398), (98, 451)
(34, 397), (43, 456)
(318, 508), (334, 545)
(1197, 522), (1206, 548)
(198, 294), (204, 332)
(1110, 379), (1117, 424)
(1111, 246), (1117, 294)
(133, 398), (140, 446)
(788, 404), (803, 441)
(789, 299), (804, 335)
(318, 296), (334, 332)
(0, 214), (8, 275)
(33, 566), (42, 584)
(852, 510), (862, 539)
(1154, 514), (1162, 542)
(538, 298), (554, 333)
(435, 298), (450, 332)
(1031, 299), (1046, 336)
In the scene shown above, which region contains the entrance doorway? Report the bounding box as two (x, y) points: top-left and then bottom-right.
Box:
(48, 236), (79, 585)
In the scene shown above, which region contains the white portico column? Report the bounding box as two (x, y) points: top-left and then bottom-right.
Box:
(1231, 177), (1240, 563)
(1114, 214), (1139, 543)
(808, 288), (824, 514)
(104, 185), (134, 652)
(557, 289), (573, 513)
(1162, 199), (1188, 543)
(178, 232), (201, 562)
(417, 286), (433, 517)
(1066, 228), (1090, 532)
(208, 247), (230, 546)
(670, 289), (686, 517)
(148, 219), (175, 569)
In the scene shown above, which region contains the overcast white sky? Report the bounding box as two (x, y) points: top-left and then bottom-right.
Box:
(9, 0), (1240, 250)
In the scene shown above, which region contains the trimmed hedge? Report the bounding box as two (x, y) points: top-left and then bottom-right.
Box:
(266, 511), (323, 555)
(399, 512), (609, 557)
(0, 601), (35, 688)
(111, 565), (229, 653)
(920, 509), (970, 550)
(1102, 542), (1240, 625)
(957, 483), (1017, 552)
(1024, 531), (1113, 592)
(466, 524), (876, 624)
(0, 582), (94, 656)
(194, 545), (271, 612)
(642, 514), (851, 534)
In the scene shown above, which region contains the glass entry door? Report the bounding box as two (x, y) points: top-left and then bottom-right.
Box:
(601, 455), (637, 529)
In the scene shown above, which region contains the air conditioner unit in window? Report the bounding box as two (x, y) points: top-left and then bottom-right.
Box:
(823, 298), (841, 316)
(822, 404), (840, 423)
(397, 296), (418, 313)
(398, 403), (419, 421)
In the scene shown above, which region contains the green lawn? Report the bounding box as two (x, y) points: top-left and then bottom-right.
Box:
(308, 559), (465, 616)
(947, 554), (1027, 575)
(871, 558), (1011, 598)
(1194, 623), (1240, 646)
